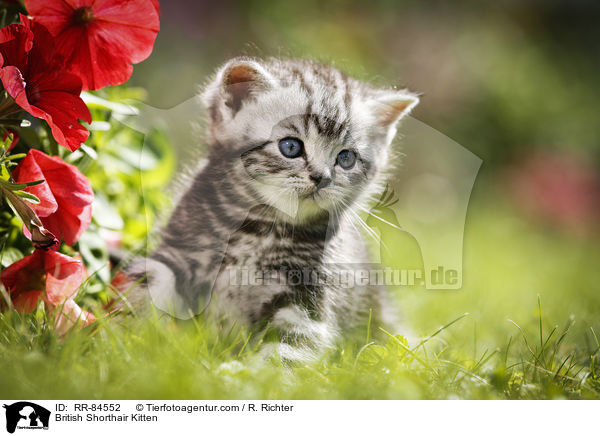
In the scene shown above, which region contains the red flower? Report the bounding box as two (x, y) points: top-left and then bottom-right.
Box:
(0, 16), (91, 151)
(53, 298), (96, 334)
(0, 249), (95, 331)
(12, 149), (94, 246)
(506, 151), (600, 233)
(1, 249), (82, 313)
(25, 0), (160, 91)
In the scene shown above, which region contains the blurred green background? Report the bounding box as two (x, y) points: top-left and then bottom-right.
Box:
(133, 0), (600, 165)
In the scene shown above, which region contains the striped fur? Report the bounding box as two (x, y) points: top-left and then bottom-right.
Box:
(121, 57), (419, 362)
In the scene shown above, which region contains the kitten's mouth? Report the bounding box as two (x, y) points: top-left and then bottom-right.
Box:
(298, 187), (322, 201)
(299, 190), (316, 200)
(299, 190), (333, 210)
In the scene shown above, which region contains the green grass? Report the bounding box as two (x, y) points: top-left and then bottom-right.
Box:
(1, 192), (599, 399)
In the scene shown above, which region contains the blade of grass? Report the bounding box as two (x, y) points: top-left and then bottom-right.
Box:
(412, 312), (469, 351)
(379, 327), (439, 376)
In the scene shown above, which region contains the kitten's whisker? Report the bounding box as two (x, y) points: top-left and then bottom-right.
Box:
(338, 206), (362, 241)
(350, 209), (389, 254)
(349, 210), (380, 245)
(355, 204), (404, 231)
(338, 198), (387, 252)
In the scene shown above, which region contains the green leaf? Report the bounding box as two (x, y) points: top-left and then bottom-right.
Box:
(81, 92), (139, 115)
(79, 143), (98, 160)
(0, 178), (44, 191)
(14, 190), (41, 204)
(92, 192), (124, 230)
(0, 246), (24, 267)
(86, 121), (111, 132)
(4, 153), (26, 161)
(357, 344), (388, 366)
(77, 230), (110, 283)
(0, 165), (9, 180)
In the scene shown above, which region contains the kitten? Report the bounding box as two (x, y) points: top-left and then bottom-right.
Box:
(120, 57), (419, 362)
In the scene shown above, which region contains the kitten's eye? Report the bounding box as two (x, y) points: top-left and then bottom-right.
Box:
(278, 137), (304, 158)
(337, 149), (356, 170)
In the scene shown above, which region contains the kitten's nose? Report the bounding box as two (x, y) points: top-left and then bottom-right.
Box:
(310, 173), (332, 190)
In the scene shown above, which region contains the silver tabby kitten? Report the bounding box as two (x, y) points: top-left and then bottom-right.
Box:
(121, 57), (419, 362)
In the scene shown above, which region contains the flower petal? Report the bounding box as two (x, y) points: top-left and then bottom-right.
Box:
(43, 250), (83, 305)
(11, 151), (58, 217)
(13, 150), (94, 246)
(0, 65), (28, 107)
(0, 22), (33, 69)
(1, 250), (85, 317)
(0, 17), (90, 150)
(0, 250), (44, 313)
(50, 298), (96, 335)
(33, 90), (91, 151)
(26, 0), (159, 90)
(11, 290), (43, 313)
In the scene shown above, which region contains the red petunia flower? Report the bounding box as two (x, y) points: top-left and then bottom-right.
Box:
(0, 249), (95, 331)
(0, 249), (82, 313)
(25, 0), (160, 91)
(0, 16), (91, 151)
(52, 298), (96, 334)
(12, 149), (94, 246)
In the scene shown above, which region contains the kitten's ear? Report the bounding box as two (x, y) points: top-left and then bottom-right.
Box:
(219, 59), (275, 114)
(370, 90), (419, 128)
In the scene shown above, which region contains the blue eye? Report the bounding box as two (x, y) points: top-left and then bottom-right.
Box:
(278, 137), (303, 158)
(337, 149), (356, 169)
